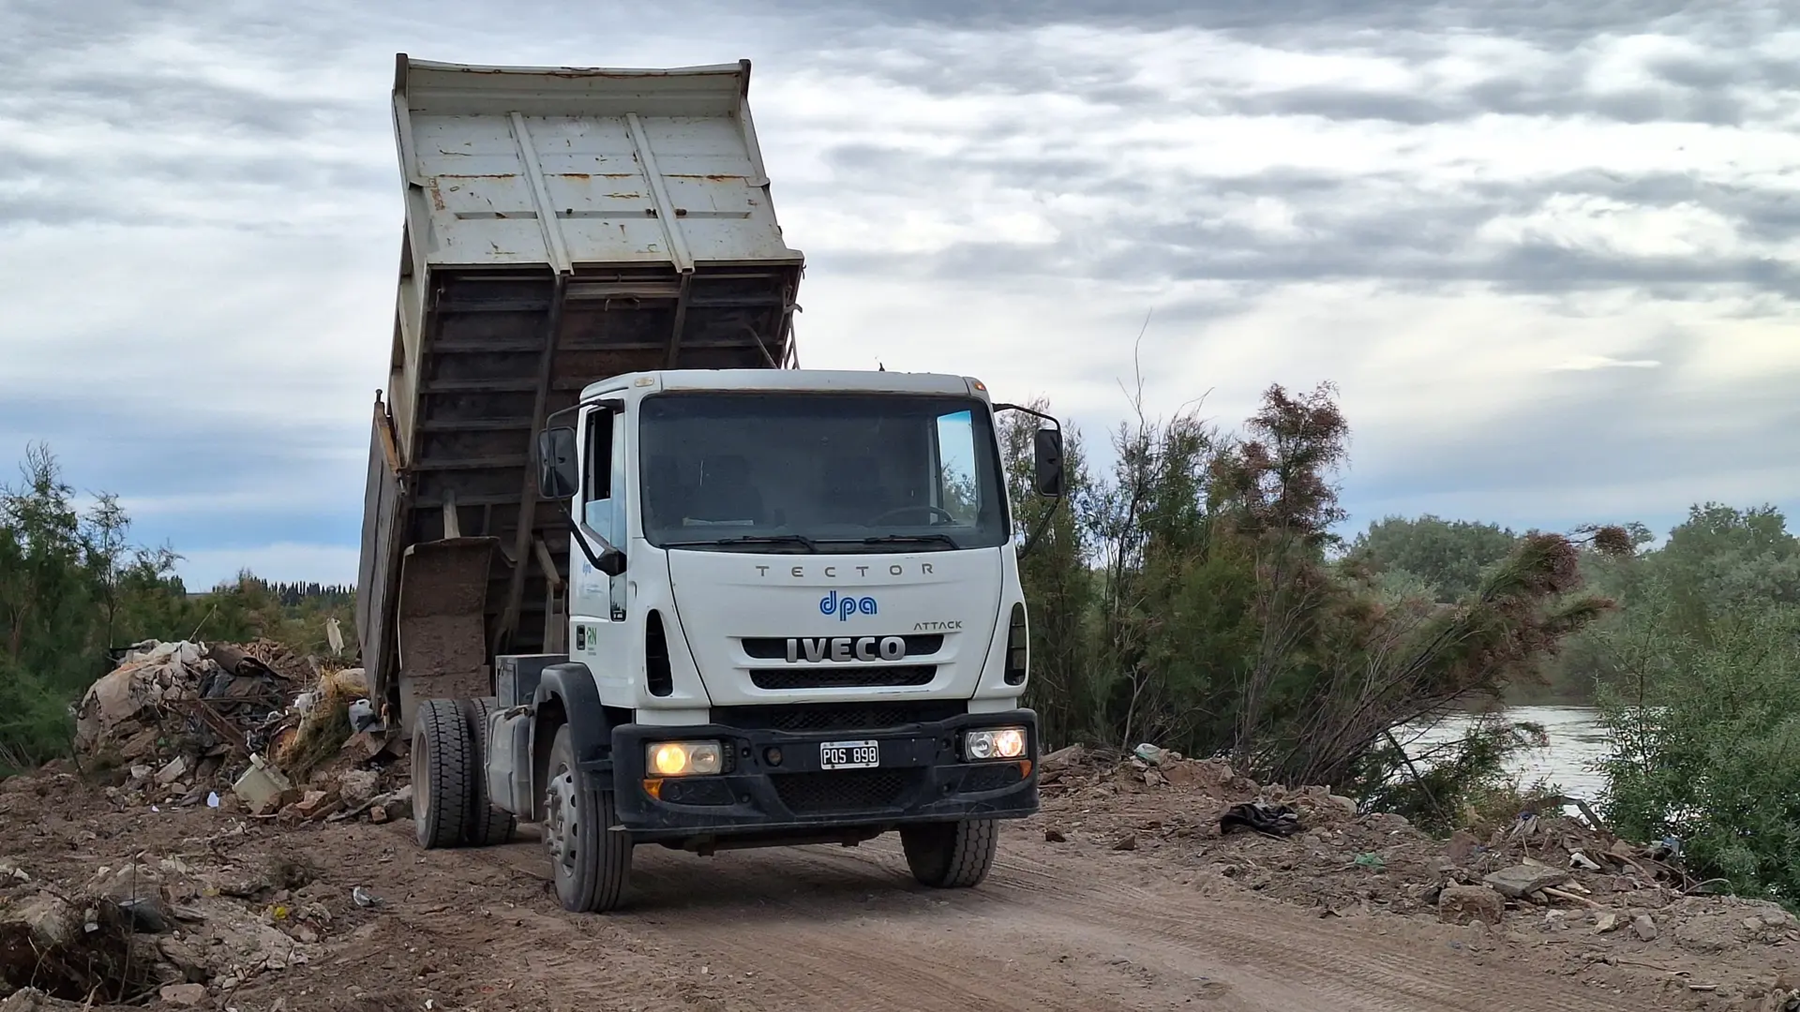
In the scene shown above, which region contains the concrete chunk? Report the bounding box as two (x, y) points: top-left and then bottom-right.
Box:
(1482, 865), (1570, 900)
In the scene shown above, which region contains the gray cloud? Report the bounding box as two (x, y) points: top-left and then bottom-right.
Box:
(2, 0), (1797, 582)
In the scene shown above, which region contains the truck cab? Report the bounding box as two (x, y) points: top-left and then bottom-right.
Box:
(424, 368), (1064, 910)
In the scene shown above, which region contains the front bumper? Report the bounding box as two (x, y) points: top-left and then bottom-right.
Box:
(608, 708), (1040, 842)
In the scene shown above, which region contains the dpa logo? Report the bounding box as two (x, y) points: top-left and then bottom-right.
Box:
(819, 590), (878, 621)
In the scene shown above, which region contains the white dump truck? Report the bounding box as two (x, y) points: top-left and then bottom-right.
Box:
(355, 54), (1065, 912)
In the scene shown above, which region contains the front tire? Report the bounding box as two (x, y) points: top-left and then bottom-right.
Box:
(901, 818), (999, 888)
(542, 723), (631, 912)
(412, 698), (473, 850)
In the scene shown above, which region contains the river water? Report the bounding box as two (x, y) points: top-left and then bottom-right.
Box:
(1404, 705), (1612, 803)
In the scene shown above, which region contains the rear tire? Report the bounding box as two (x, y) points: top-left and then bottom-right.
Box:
(460, 698), (517, 847)
(542, 723), (631, 912)
(411, 698), (473, 850)
(901, 819), (998, 888)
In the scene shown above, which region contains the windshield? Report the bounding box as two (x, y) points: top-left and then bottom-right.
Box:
(638, 391), (1009, 552)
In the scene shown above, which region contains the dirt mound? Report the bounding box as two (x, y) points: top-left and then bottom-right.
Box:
(1033, 744), (1800, 1001)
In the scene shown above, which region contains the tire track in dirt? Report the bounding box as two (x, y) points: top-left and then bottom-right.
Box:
(504, 839), (1153, 1012)
(790, 836), (1652, 1012)
(413, 823), (1662, 1012)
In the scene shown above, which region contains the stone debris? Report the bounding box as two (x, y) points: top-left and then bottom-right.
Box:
(1438, 885), (1505, 926)
(1037, 738), (1800, 989)
(1482, 864), (1572, 900)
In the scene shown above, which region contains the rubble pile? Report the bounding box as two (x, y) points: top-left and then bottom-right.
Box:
(69, 640), (409, 828)
(0, 771), (381, 1005)
(1036, 742), (1800, 973)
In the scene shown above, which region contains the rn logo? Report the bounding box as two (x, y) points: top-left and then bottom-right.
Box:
(819, 590), (878, 622)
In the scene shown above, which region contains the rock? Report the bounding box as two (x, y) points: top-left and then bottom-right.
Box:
(1632, 914), (1658, 941)
(336, 769), (380, 806)
(1594, 912), (1620, 934)
(0, 988), (88, 1011)
(372, 785), (413, 821)
(155, 756), (188, 786)
(1044, 828), (1067, 843)
(341, 730), (382, 758)
(292, 789), (340, 820)
(369, 805), (390, 824)
(1445, 830), (1480, 864)
(86, 862), (164, 905)
(1482, 865), (1571, 900)
(160, 983), (208, 1006)
(156, 935), (208, 982)
(1675, 913), (1749, 953)
(1326, 794), (1359, 815)
(3, 892), (78, 948)
(1438, 885), (1505, 926)
(1112, 833), (1138, 851)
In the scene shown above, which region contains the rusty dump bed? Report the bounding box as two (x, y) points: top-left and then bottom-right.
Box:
(355, 54), (804, 727)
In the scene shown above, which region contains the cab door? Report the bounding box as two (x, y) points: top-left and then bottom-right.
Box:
(571, 402), (631, 697)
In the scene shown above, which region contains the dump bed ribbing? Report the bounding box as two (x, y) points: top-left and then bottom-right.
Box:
(355, 54), (804, 726)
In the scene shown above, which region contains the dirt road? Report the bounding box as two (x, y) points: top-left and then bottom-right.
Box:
(10, 751), (1794, 1010)
(243, 817), (1685, 1012)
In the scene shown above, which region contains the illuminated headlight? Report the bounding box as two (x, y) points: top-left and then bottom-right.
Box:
(962, 727), (1027, 762)
(646, 740), (724, 777)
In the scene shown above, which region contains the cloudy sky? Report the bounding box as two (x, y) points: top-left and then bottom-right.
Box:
(2, 0), (1796, 587)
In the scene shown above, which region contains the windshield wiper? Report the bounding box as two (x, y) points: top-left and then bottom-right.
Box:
(665, 534), (820, 553)
(857, 533), (961, 550)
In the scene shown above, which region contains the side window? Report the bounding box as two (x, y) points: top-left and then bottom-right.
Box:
(934, 409), (979, 524)
(609, 411), (626, 549)
(583, 409), (617, 544)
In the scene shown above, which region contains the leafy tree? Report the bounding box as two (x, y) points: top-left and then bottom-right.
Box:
(0, 443), (355, 772)
(1595, 571), (1800, 905)
(1345, 515), (1521, 603)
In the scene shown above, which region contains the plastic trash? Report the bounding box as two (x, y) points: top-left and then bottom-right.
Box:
(347, 698), (379, 733)
(206, 792), (221, 809)
(1131, 743), (1165, 766)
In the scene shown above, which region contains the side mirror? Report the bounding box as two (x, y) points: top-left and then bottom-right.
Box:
(1033, 428), (1065, 497)
(536, 427), (579, 500)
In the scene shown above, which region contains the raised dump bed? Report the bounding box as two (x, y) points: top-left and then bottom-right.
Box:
(355, 54), (805, 728)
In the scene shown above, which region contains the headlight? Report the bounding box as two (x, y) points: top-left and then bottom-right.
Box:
(962, 727), (1027, 762)
(646, 740), (723, 777)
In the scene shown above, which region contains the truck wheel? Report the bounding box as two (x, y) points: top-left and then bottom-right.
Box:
(901, 819), (998, 888)
(542, 723), (631, 912)
(460, 698), (518, 847)
(411, 698), (473, 850)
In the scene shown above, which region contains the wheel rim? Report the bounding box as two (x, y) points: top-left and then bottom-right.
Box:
(544, 762), (579, 876)
(412, 730), (430, 826)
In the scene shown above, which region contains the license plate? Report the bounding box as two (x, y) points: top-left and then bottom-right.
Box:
(819, 740), (880, 770)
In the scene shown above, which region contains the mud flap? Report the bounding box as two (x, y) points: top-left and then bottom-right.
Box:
(395, 536), (499, 732)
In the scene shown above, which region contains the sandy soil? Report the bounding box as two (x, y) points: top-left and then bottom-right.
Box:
(4, 762), (1793, 1012)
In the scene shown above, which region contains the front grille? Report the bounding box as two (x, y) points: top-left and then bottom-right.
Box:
(711, 701), (964, 734)
(774, 769), (920, 815)
(749, 665), (936, 690)
(740, 635), (945, 660)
